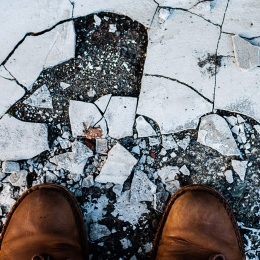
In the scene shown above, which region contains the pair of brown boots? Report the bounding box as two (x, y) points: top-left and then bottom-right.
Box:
(0, 184), (245, 259)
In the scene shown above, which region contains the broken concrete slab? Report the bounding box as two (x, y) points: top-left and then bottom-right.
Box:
(73, 0), (158, 27)
(8, 170), (27, 187)
(0, 0), (73, 64)
(0, 76), (25, 118)
(224, 170), (234, 184)
(232, 35), (260, 72)
(179, 165), (190, 176)
(23, 84), (53, 108)
(136, 116), (157, 138)
(94, 94), (112, 113)
(89, 223), (111, 242)
(162, 135), (178, 150)
(96, 139), (108, 154)
(0, 183), (16, 210)
(130, 170), (156, 203)
(0, 114), (49, 161)
(50, 141), (93, 176)
(2, 161), (20, 173)
(177, 136), (190, 151)
(95, 143), (137, 185)
(143, 10), (220, 100)
(104, 97), (137, 139)
(222, 0), (260, 38)
(111, 190), (149, 226)
(69, 100), (103, 138)
(5, 21), (75, 89)
(215, 56), (260, 122)
(198, 114), (239, 156)
(138, 76), (212, 134)
(232, 160), (248, 181)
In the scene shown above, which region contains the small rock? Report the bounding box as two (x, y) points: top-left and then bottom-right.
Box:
(224, 170), (234, 184)
(177, 136), (190, 151)
(9, 170), (27, 186)
(96, 139), (108, 154)
(89, 223), (111, 241)
(136, 116), (156, 138)
(237, 115), (245, 124)
(232, 35), (259, 72)
(95, 143), (137, 185)
(254, 125), (260, 134)
(2, 161), (20, 173)
(198, 114), (239, 156)
(120, 238), (132, 249)
(94, 15), (102, 26)
(131, 146), (140, 155)
(109, 24), (117, 33)
(60, 82), (71, 90)
(170, 152), (177, 158)
(82, 175), (94, 188)
(162, 135), (178, 150)
(46, 171), (57, 183)
(57, 136), (71, 149)
(149, 137), (160, 146)
(232, 160), (248, 181)
(231, 125), (240, 135)
(179, 165), (190, 176)
(224, 116), (238, 126)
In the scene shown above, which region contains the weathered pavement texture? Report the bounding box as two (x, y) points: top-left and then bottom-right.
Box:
(1, 0), (260, 259)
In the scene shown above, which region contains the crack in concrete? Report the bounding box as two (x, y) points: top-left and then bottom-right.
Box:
(213, 0), (230, 111)
(150, 3), (160, 27)
(68, 0), (75, 18)
(144, 73), (213, 104)
(1, 18), (74, 67)
(189, 0), (215, 10)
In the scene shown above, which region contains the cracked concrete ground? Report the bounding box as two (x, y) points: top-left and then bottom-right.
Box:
(1, 0), (260, 259)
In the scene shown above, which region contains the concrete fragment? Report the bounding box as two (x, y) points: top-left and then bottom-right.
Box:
(153, 191), (169, 212)
(89, 223), (111, 241)
(82, 175), (94, 188)
(0, 77), (25, 118)
(232, 35), (259, 72)
(254, 125), (260, 134)
(179, 165), (190, 176)
(0, 183), (16, 210)
(69, 100), (103, 137)
(95, 143), (137, 185)
(0, 0), (73, 64)
(50, 141), (93, 176)
(23, 84), (53, 108)
(136, 116), (156, 138)
(96, 139), (108, 154)
(104, 97), (137, 139)
(0, 115), (49, 161)
(120, 238), (132, 249)
(237, 115), (245, 124)
(131, 146), (140, 155)
(143, 10), (220, 100)
(232, 160), (248, 181)
(5, 21), (75, 89)
(130, 170), (156, 203)
(60, 82), (71, 90)
(198, 114), (239, 156)
(112, 190), (149, 225)
(149, 137), (160, 146)
(224, 170), (234, 184)
(46, 171), (58, 183)
(9, 170), (27, 187)
(137, 76), (212, 134)
(162, 135), (178, 150)
(177, 136), (190, 151)
(73, 0), (158, 27)
(94, 94), (112, 113)
(56, 136), (71, 150)
(224, 116), (238, 127)
(2, 161), (20, 173)
(94, 15), (102, 26)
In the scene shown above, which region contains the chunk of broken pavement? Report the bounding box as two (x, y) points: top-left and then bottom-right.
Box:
(179, 165), (190, 176)
(23, 84), (53, 108)
(89, 223), (111, 241)
(130, 170), (156, 203)
(232, 35), (259, 72)
(50, 141), (93, 176)
(0, 76), (25, 118)
(0, 114), (49, 161)
(137, 76), (212, 134)
(232, 160), (248, 181)
(198, 114), (239, 156)
(104, 97), (137, 139)
(96, 139), (108, 154)
(224, 170), (234, 184)
(5, 21), (75, 89)
(136, 116), (156, 138)
(2, 161), (20, 173)
(95, 143), (137, 185)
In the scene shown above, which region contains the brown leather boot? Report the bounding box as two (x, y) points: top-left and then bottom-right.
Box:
(0, 184), (88, 260)
(151, 185), (245, 260)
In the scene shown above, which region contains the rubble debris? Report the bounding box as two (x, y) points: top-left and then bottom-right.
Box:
(0, 115), (49, 161)
(254, 125), (260, 134)
(0, 183), (16, 210)
(94, 94), (112, 112)
(89, 223), (111, 241)
(162, 135), (178, 150)
(177, 136), (190, 151)
(2, 161), (20, 173)
(224, 116), (238, 127)
(69, 100), (103, 138)
(198, 114), (239, 156)
(56, 136), (71, 150)
(50, 141), (93, 176)
(136, 116), (156, 138)
(95, 143), (137, 185)
(120, 238), (132, 249)
(5, 21), (75, 89)
(149, 137), (160, 146)
(130, 170), (156, 203)
(137, 76), (212, 134)
(94, 15), (102, 26)
(112, 190), (149, 225)
(224, 170), (234, 184)
(232, 35), (259, 72)
(96, 139), (108, 154)
(23, 84), (53, 108)
(232, 160), (248, 181)
(8, 170), (27, 187)
(45, 171), (57, 183)
(179, 165), (190, 176)
(73, 0), (158, 27)
(143, 10), (219, 100)
(153, 191), (169, 212)
(60, 82), (71, 90)
(104, 97), (137, 139)
(0, 76), (25, 118)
